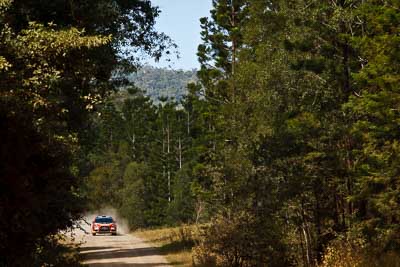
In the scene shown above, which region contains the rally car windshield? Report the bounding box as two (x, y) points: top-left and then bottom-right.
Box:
(95, 217), (113, 223)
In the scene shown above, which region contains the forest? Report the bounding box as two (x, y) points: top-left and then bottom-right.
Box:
(1, 0), (400, 266)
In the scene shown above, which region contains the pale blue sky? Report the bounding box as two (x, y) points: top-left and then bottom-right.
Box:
(149, 0), (212, 70)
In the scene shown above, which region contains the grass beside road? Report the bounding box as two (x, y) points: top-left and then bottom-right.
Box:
(135, 225), (199, 267)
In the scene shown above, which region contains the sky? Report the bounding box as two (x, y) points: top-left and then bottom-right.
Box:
(149, 0), (212, 70)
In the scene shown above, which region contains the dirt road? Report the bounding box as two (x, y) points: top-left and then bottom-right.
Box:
(75, 221), (171, 267)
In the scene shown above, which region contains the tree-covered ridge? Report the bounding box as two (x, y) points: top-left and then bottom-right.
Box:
(127, 65), (197, 101)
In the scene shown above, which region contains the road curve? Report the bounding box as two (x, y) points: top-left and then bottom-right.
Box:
(75, 224), (171, 267)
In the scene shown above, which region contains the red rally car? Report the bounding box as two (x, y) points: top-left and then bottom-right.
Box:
(91, 215), (117, 236)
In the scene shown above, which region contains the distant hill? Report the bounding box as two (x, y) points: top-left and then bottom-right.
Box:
(126, 65), (198, 102)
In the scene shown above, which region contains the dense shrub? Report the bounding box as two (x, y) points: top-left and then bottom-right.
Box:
(321, 236), (400, 267)
(193, 210), (292, 267)
(0, 102), (82, 266)
(32, 235), (83, 267)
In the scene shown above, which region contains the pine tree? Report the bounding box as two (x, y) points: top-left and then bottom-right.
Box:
(345, 0), (400, 251)
(197, 0), (248, 103)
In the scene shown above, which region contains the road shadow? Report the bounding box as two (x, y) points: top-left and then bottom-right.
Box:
(139, 239), (194, 255)
(86, 263), (181, 266)
(84, 247), (166, 261)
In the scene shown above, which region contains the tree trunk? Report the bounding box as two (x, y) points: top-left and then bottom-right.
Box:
(187, 111), (190, 135)
(178, 136), (182, 169)
(167, 115), (171, 202)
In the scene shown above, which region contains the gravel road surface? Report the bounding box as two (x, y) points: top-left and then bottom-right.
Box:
(75, 221), (171, 267)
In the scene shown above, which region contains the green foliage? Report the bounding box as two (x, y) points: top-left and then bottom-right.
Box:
(119, 162), (150, 228)
(0, 100), (83, 265)
(321, 235), (400, 267)
(191, 0), (400, 265)
(75, 0), (400, 265)
(33, 235), (83, 267)
(197, 0), (248, 103)
(0, 0), (171, 265)
(2, 22), (110, 115)
(343, 0), (400, 251)
(167, 164), (196, 224)
(85, 86), (213, 228)
(194, 210), (291, 267)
